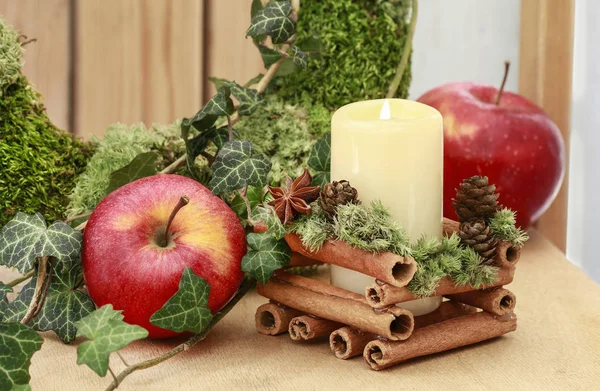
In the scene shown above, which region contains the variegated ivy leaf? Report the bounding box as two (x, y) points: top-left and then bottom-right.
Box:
(75, 305), (148, 377)
(182, 86), (234, 135)
(210, 140), (271, 195)
(257, 44), (281, 67)
(241, 232), (291, 284)
(0, 212), (82, 273)
(150, 268), (213, 334)
(0, 322), (43, 390)
(229, 82), (264, 116)
(3, 264), (95, 343)
(290, 45), (307, 69)
(230, 186), (264, 222)
(308, 131), (331, 187)
(106, 152), (159, 194)
(252, 206), (286, 240)
(246, 1), (295, 44)
(0, 282), (11, 320)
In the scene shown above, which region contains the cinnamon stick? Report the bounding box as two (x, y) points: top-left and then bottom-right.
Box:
(284, 234), (417, 288)
(365, 267), (514, 309)
(494, 241), (521, 267)
(257, 272), (415, 341)
(330, 327), (378, 360)
(364, 311), (517, 370)
(413, 301), (478, 329)
(255, 303), (303, 336)
(289, 316), (343, 341)
(446, 287), (516, 316)
(443, 217), (460, 236)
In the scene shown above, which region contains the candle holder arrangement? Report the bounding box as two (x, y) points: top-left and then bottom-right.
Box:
(254, 174), (526, 370)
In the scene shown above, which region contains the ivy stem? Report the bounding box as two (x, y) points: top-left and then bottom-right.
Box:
(104, 278), (257, 391)
(8, 269), (34, 287)
(239, 186), (255, 224)
(64, 212), (92, 224)
(162, 196), (189, 247)
(495, 61), (510, 105)
(386, 0), (418, 99)
(200, 151), (215, 165)
(20, 256), (49, 324)
(227, 115), (234, 141)
(32, 265), (53, 319)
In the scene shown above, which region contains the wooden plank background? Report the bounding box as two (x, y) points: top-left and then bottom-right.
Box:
(0, 0), (574, 249)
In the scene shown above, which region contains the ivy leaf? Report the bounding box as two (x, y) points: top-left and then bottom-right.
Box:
(212, 126), (231, 150)
(241, 233), (291, 284)
(0, 213), (82, 273)
(290, 45), (307, 69)
(2, 278), (33, 323)
(182, 86), (234, 135)
(244, 74), (264, 88)
(257, 44), (281, 67)
(298, 36), (324, 53)
(250, 0), (264, 18)
(0, 322), (43, 390)
(230, 186), (264, 221)
(308, 131), (331, 187)
(207, 76), (230, 91)
(246, 1), (295, 44)
(106, 152), (159, 194)
(275, 58), (298, 77)
(149, 268), (213, 334)
(0, 282), (11, 320)
(209, 140), (271, 195)
(252, 206), (286, 240)
(229, 83), (264, 116)
(30, 263), (95, 343)
(75, 304), (148, 377)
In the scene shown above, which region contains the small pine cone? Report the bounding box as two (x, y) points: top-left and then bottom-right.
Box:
(453, 176), (499, 222)
(458, 219), (498, 260)
(319, 180), (359, 219)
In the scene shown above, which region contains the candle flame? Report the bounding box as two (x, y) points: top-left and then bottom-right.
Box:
(380, 99), (391, 120)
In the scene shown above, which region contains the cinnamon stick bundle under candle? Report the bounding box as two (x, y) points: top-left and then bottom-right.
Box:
(365, 266), (515, 309)
(258, 272), (415, 341)
(330, 327), (377, 360)
(284, 234), (417, 288)
(364, 311), (517, 370)
(289, 316), (343, 341)
(446, 287), (516, 316)
(493, 241), (521, 267)
(255, 303), (303, 336)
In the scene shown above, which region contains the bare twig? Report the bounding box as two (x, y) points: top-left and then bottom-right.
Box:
(386, 0), (418, 99)
(20, 257), (49, 324)
(64, 212), (92, 224)
(31, 265), (53, 319)
(75, 220), (88, 231)
(7, 269), (34, 287)
(239, 186), (255, 224)
(116, 351), (129, 367)
(104, 279), (256, 391)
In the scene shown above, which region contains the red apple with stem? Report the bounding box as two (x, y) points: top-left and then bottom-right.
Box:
(82, 174), (246, 338)
(417, 61), (565, 227)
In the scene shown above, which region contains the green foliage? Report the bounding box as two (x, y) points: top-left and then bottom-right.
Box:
(490, 208), (529, 247)
(0, 282), (10, 317)
(0, 212), (82, 273)
(257, 44), (281, 67)
(230, 186), (265, 223)
(235, 95), (330, 185)
(0, 322), (43, 390)
(67, 122), (184, 217)
(241, 232), (292, 284)
(210, 140), (271, 195)
(229, 82), (265, 116)
(253, 205), (286, 240)
(75, 305), (148, 377)
(290, 45), (308, 69)
(308, 132), (331, 187)
(1, 75), (91, 227)
(289, 206), (333, 252)
(150, 268), (213, 334)
(246, 1), (295, 44)
(275, 0), (412, 109)
(105, 152), (159, 194)
(0, 17), (23, 94)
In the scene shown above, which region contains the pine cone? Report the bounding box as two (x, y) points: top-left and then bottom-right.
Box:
(453, 176), (499, 222)
(319, 180), (359, 219)
(458, 219), (498, 260)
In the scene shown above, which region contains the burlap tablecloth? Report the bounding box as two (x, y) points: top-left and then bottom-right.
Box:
(4, 230), (600, 390)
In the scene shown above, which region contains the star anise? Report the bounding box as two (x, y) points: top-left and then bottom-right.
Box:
(268, 168), (321, 224)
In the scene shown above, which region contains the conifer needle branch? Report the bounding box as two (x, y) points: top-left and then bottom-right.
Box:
(104, 278), (256, 391)
(20, 256), (48, 324)
(386, 0), (418, 99)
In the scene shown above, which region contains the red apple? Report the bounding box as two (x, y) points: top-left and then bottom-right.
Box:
(417, 82), (565, 227)
(82, 174), (246, 338)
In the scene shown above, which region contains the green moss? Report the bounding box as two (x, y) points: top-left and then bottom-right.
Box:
(276, 0), (412, 109)
(236, 95), (330, 185)
(66, 122), (185, 217)
(490, 208), (529, 247)
(0, 17), (23, 95)
(0, 75), (91, 226)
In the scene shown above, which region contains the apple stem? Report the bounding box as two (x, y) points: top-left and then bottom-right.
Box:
(495, 60), (510, 105)
(163, 196), (189, 247)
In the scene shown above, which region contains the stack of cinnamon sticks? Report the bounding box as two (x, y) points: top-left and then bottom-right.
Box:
(255, 218), (520, 370)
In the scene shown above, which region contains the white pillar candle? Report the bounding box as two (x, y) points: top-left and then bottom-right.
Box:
(330, 99), (443, 316)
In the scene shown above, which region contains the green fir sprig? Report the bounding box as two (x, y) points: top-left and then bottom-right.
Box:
(489, 208), (529, 247)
